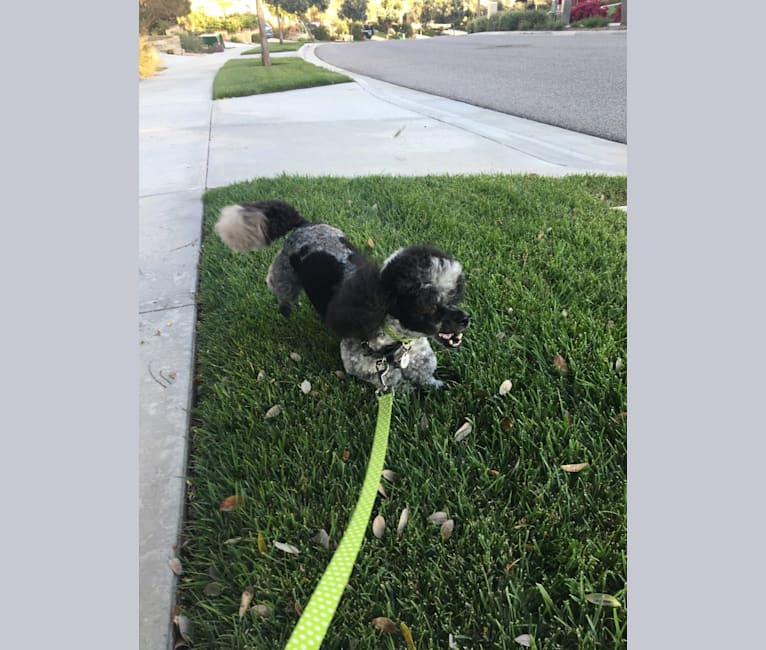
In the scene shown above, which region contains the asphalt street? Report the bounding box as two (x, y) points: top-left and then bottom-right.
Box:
(316, 31), (626, 143)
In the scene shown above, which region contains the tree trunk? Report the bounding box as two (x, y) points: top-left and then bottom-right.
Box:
(562, 0), (571, 23)
(621, 0), (627, 26)
(277, 5), (284, 44)
(255, 0), (271, 66)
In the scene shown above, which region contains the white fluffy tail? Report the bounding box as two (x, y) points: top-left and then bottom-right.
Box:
(214, 205), (269, 252)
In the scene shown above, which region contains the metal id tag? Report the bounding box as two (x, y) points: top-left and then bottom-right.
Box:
(399, 350), (410, 369)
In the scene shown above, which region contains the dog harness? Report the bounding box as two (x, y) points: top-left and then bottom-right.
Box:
(361, 325), (417, 386)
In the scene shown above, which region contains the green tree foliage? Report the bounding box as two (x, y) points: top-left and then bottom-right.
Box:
(138, 0), (191, 34)
(278, 0), (329, 14)
(340, 0), (368, 22)
(378, 0), (404, 23)
(420, 0), (467, 23)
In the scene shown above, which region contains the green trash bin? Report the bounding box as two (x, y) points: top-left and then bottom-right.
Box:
(200, 33), (224, 49)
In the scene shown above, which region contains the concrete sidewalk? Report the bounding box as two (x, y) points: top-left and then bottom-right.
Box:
(139, 41), (626, 650)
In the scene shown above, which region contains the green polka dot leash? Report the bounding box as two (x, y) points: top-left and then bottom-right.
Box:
(284, 391), (393, 650)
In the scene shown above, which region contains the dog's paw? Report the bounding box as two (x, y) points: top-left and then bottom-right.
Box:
(278, 303), (292, 317)
(426, 378), (446, 390)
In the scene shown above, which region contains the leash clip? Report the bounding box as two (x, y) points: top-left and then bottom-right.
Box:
(375, 358), (395, 393)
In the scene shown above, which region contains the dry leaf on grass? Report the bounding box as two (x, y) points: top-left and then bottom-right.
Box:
(501, 417), (514, 432)
(273, 541), (300, 554)
(560, 463), (589, 473)
(514, 633), (532, 647)
(381, 469), (397, 482)
(219, 495), (242, 511)
(168, 557), (183, 575)
(440, 519), (455, 541)
(585, 593), (622, 607)
(400, 622), (416, 649)
(428, 511), (449, 525)
(312, 529), (330, 549)
(397, 507), (409, 534)
(499, 379), (513, 395)
(251, 604), (273, 618)
(371, 617), (398, 634)
(289, 352), (302, 362)
(372, 515), (386, 538)
(300, 380), (312, 394)
(377, 483), (388, 498)
(203, 582), (224, 597)
(454, 421), (472, 442)
(173, 612), (192, 646)
(257, 532), (267, 556)
(238, 587), (254, 618)
(265, 404), (282, 418)
(553, 354), (569, 373)
(367, 237), (375, 248)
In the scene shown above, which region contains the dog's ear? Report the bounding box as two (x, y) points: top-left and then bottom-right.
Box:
(324, 263), (389, 339)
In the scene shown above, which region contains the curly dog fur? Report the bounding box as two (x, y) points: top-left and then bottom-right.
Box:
(214, 200), (470, 390)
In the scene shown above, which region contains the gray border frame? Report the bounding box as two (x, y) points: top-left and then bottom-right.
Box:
(3, 2), (137, 648)
(629, 1), (766, 646)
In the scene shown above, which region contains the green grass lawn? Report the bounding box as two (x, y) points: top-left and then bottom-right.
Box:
(241, 41), (305, 55)
(213, 57), (352, 100)
(179, 174), (627, 649)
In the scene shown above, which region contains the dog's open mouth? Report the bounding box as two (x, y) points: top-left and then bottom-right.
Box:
(436, 331), (464, 348)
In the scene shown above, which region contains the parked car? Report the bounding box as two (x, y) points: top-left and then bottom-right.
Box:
(264, 24), (274, 38)
(362, 24), (375, 39)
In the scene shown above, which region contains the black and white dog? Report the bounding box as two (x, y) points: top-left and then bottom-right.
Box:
(214, 200), (470, 390)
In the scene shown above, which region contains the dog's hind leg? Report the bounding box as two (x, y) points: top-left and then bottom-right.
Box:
(266, 250), (302, 316)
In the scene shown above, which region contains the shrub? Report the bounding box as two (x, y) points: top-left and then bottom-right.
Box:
(222, 15), (244, 32)
(139, 36), (161, 78)
(180, 32), (205, 52)
(350, 22), (366, 40)
(467, 8), (562, 33)
(571, 15), (609, 27)
(181, 11), (223, 33)
(312, 24), (331, 40)
(613, 4), (622, 22)
(570, 0), (607, 22)
(466, 16), (489, 33)
(148, 19), (173, 35)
